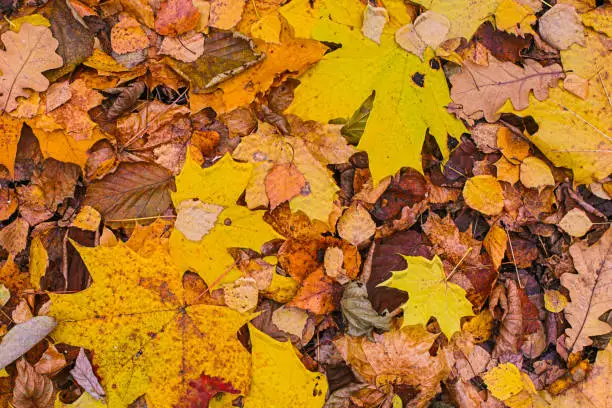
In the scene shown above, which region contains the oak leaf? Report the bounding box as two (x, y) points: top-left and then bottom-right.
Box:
(243, 324), (328, 407)
(169, 153), (281, 287)
(561, 227), (612, 352)
(281, 0), (465, 183)
(378, 255), (474, 339)
(47, 242), (253, 407)
(504, 29), (612, 184)
(0, 23), (63, 113)
(450, 56), (564, 122)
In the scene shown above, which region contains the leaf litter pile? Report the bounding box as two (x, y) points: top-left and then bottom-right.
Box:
(0, 0), (610, 407)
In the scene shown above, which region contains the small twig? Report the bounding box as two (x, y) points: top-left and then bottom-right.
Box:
(557, 103), (612, 143)
(105, 215), (177, 223)
(445, 247), (472, 282)
(598, 69), (612, 108)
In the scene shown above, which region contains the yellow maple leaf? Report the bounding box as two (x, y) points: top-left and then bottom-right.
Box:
(169, 153), (282, 287)
(48, 242), (253, 407)
(281, 0), (465, 184)
(378, 255), (474, 339)
(243, 324), (327, 407)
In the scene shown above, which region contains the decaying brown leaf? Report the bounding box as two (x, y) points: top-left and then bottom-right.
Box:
(12, 359), (55, 408)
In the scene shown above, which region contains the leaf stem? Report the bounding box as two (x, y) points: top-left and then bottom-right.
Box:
(445, 247), (472, 282)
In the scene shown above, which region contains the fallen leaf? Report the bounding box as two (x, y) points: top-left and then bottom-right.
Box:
(271, 306), (309, 339)
(155, 0), (201, 36)
(379, 255), (474, 339)
(539, 4), (585, 50)
(502, 29), (611, 184)
(209, 0), (245, 30)
(463, 175), (505, 216)
(483, 363), (546, 408)
(34, 344), (66, 375)
(70, 348), (105, 401)
(111, 13), (149, 54)
(233, 122), (353, 223)
(244, 324), (328, 407)
(519, 156), (555, 189)
(0, 218), (29, 256)
(561, 228), (612, 352)
(341, 281), (392, 339)
(175, 199), (224, 241)
(12, 359), (54, 408)
(282, 0), (465, 183)
(48, 242), (253, 406)
(43, 0), (94, 81)
(0, 317), (56, 370)
(581, 5), (612, 36)
(169, 153), (280, 287)
(361, 4), (388, 44)
(337, 204), (376, 247)
(83, 162), (174, 223)
(167, 30), (263, 93)
(450, 56), (564, 122)
(0, 115), (24, 177)
(335, 325), (449, 406)
(484, 224), (508, 270)
(395, 10), (451, 59)
(497, 126), (530, 164)
(543, 341), (611, 407)
(265, 163), (307, 209)
(251, 13), (282, 44)
(544, 290), (568, 313)
(159, 31), (205, 63)
(287, 267), (339, 315)
(223, 277), (259, 313)
(410, 0), (498, 40)
(495, 156), (520, 184)
(495, 0), (536, 35)
(558, 208), (593, 237)
(0, 23), (63, 112)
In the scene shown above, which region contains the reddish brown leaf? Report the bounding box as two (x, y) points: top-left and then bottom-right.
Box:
(155, 0), (200, 36)
(12, 359), (55, 408)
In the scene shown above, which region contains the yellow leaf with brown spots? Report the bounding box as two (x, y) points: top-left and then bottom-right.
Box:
(111, 13), (150, 55)
(48, 242), (253, 407)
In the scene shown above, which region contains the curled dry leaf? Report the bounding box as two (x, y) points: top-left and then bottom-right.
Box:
(13, 359), (55, 408)
(491, 281), (523, 358)
(341, 281), (392, 339)
(450, 57), (564, 122)
(561, 228), (612, 352)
